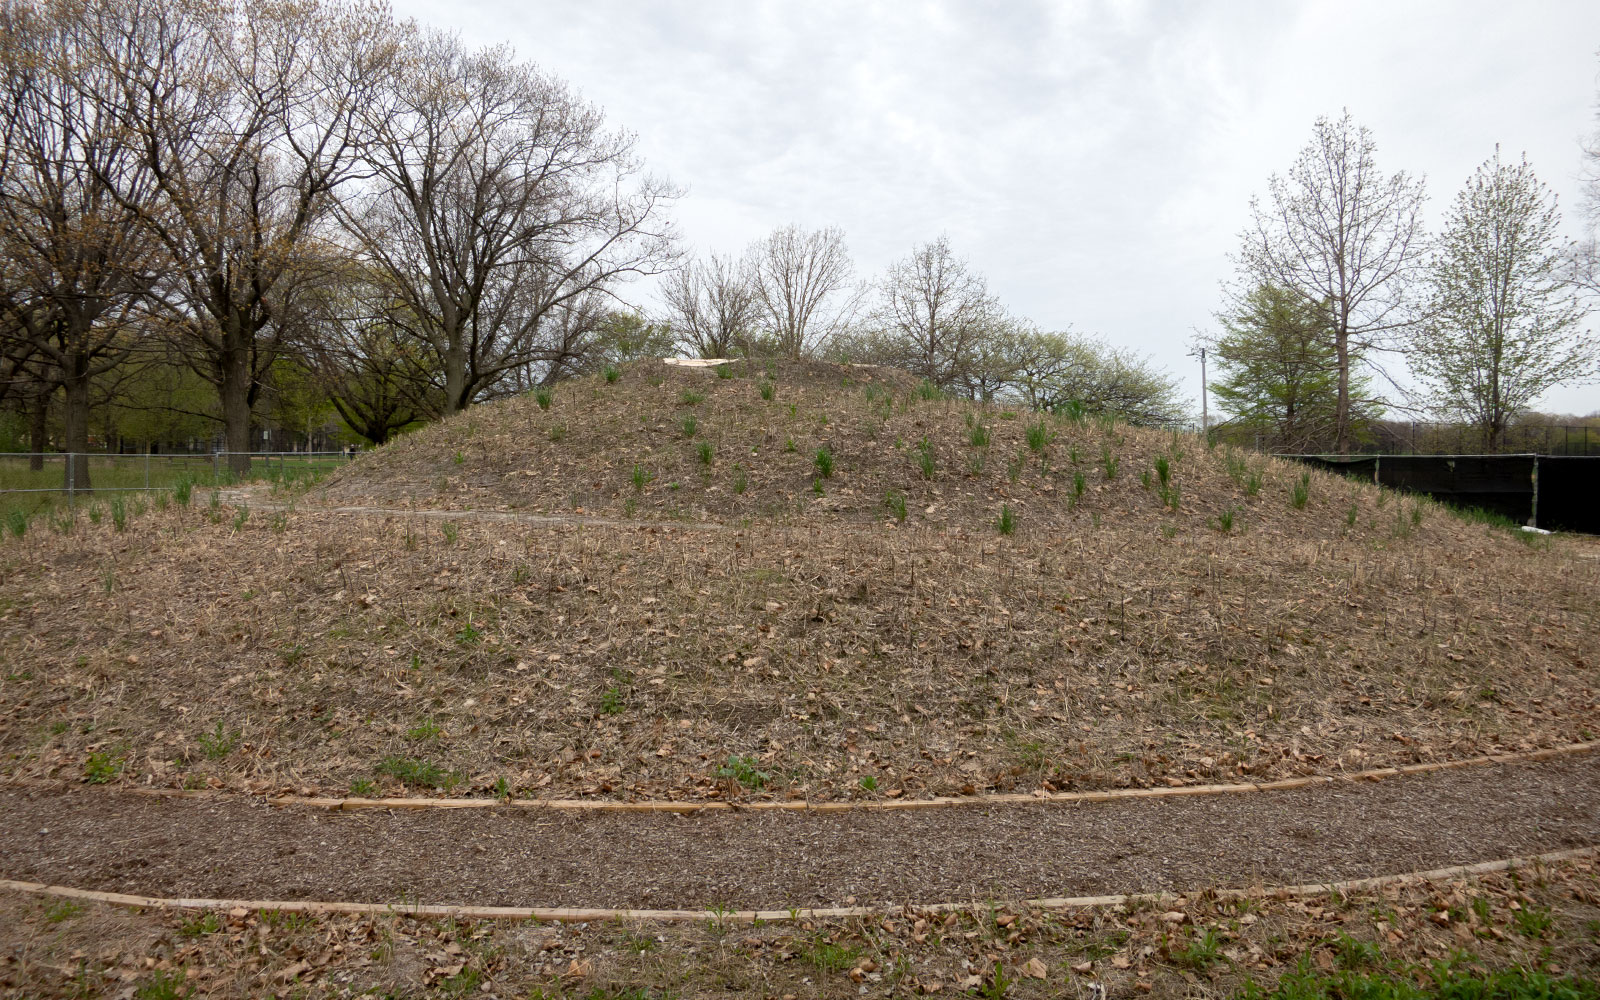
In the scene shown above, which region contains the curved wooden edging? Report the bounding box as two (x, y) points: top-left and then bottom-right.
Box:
(21, 738), (1593, 815)
(3, 845), (1594, 925)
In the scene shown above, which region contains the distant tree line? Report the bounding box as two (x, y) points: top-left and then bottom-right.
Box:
(1208, 109), (1600, 455)
(0, 0), (1188, 490)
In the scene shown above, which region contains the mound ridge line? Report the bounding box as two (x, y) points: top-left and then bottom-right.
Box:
(15, 739), (1595, 813)
(3, 846), (1595, 925)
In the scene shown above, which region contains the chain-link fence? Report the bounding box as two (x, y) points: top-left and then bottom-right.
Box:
(0, 451), (353, 519)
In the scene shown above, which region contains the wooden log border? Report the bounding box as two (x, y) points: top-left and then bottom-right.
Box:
(2, 845), (1594, 925)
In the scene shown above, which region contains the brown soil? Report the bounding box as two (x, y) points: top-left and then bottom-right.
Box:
(3, 756), (1595, 911)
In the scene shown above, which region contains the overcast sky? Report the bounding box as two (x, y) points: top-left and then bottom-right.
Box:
(390, 0), (1600, 417)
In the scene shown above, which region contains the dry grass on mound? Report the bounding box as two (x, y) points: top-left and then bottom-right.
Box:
(317, 358), (1369, 538)
(3, 855), (1597, 998)
(0, 439), (1594, 801)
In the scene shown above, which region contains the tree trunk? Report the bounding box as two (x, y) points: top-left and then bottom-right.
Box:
(1334, 329), (1351, 455)
(219, 341), (253, 477)
(27, 389), (48, 471)
(60, 358), (92, 493)
(443, 336), (469, 413)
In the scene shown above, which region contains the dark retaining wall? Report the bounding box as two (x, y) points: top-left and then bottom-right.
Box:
(1281, 454), (1599, 534)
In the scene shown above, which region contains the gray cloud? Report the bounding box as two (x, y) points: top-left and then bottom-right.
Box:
(392, 0), (1600, 415)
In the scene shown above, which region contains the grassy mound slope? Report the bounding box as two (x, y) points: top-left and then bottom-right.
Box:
(0, 360), (1595, 801)
(320, 357), (1355, 536)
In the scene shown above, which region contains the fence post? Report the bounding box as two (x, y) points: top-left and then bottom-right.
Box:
(67, 453), (75, 508)
(144, 450), (150, 491)
(212, 451), (220, 484)
(1531, 455), (1539, 529)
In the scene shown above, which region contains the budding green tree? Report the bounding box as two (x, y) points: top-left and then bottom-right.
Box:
(1412, 149), (1596, 450)
(1236, 111), (1427, 454)
(1208, 284), (1375, 451)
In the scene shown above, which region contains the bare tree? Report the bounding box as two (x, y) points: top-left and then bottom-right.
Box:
(661, 252), (758, 357)
(1412, 149), (1596, 449)
(749, 224), (861, 359)
(998, 327), (1187, 425)
(0, 0), (168, 488)
(90, 0), (399, 473)
(1576, 58), (1600, 299)
(346, 31), (679, 412)
(294, 267), (431, 444)
(1236, 110), (1427, 453)
(875, 236), (998, 390)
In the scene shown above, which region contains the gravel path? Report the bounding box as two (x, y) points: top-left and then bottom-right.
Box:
(2, 755), (1595, 910)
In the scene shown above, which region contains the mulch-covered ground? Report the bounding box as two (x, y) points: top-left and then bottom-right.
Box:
(4, 828), (1598, 998)
(3, 755), (1596, 910)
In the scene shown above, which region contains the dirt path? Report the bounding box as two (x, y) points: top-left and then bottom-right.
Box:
(3, 755), (1595, 911)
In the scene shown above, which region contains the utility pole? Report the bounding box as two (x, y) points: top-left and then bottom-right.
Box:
(1188, 345), (1208, 436)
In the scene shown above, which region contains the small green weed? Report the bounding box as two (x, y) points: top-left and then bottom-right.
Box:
(803, 938), (862, 972)
(717, 754), (769, 790)
(348, 778), (377, 797)
(1026, 419), (1050, 451)
(1513, 904), (1553, 938)
(405, 719), (443, 741)
(548, 423), (566, 442)
(84, 750), (124, 784)
(535, 387), (552, 410)
(632, 464), (653, 491)
(813, 446), (834, 478)
(600, 687), (626, 715)
(1290, 472), (1311, 510)
(1216, 507), (1236, 533)
(111, 496), (128, 531)
(231, 505), (248, 532)
(732, 467), (747, 494)
(441, 522), (459, 544)
(173, 477), (193, 506)
(885, 490), (907, 523)
(917, 438), (936, 479)
(759, 380), (775, 401)
(603, 364), (620, 383)
(1101, 444), (1118, 479)
(376, 756), (463, 790)
(969, 422), (990, 448)
(914, 379), (941, 401)
(696, 440), (714, 465)
(680, 413), (698, 438)
(197, 720), (241, 760)
(45, 900), (82, 923)
(133, 969), (192, 1000)
(679, 389), (705, 405)
(996, 503), (1016, 536)
(1169, 926), (1224, 970)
